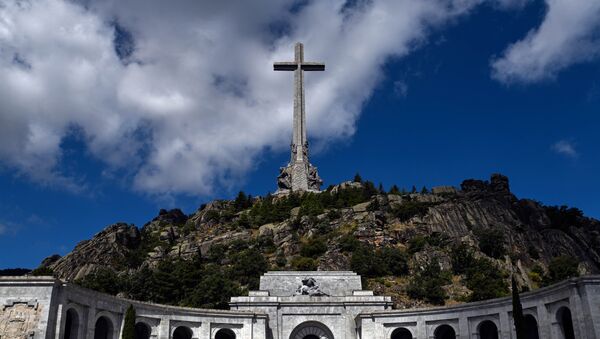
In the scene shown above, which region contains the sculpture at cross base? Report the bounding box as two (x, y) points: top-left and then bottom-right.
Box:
(274, 42), (324, 193)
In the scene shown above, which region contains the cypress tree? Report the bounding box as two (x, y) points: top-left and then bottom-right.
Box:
(512, 276), (525, 339)
(122, 304), (136, 339)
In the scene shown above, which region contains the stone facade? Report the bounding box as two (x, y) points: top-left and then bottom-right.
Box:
(1, 273), (599, 339)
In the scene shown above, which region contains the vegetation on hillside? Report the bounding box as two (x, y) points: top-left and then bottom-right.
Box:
(52, 174), (594, 309)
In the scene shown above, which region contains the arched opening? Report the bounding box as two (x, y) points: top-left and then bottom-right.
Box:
(523, 315), (540, 339)
(215, 328), (236, 339)
(289, 321), (334, 339)
(556, 307), (575, 339)
(391, 327), (413, 339)
(135, 322), (152, 339)
(478, 320), (498, 339)
(94, 316), (114, 339)
(434, 324), (456, 339)
(173, 326), (193, 339)
(63, 308), (79, 339)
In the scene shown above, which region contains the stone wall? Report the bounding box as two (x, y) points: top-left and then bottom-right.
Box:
(358, 276), (600, 339)
(0, 278), (267, 339)
(1, 274), (599, 339)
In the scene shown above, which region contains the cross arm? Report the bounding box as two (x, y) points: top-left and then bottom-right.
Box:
(301, 62), (325, 71)
(274, 62), (298, 71)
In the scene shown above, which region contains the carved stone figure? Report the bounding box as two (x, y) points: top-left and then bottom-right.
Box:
(277, 166), (293, 190)
(307, 164), (322, 191)
(0, 301), (40, 339)
(294, 277), (328, 296)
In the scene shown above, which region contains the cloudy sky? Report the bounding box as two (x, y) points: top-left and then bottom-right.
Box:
(1, 0), (600, 268)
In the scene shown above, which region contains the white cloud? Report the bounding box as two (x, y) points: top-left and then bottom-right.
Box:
(552, 140), (578, 158)
(492, 0), (600, 84)
(0, 0), (528, 196)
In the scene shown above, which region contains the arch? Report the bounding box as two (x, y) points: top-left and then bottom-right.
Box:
(94, 316), (114, 339)
(215, 328), (236, 339)
(173, 326), (193, 339)
(391, 327), (413, 339)
(556, 307), (575, 339)
(477, 320), (498, 339)
(289, 321), (334, 339)
(523, 314), (540, 339)
(434, 324), (456, 339)
(134, 322), (152, 339)
(63, 308), (80, 339)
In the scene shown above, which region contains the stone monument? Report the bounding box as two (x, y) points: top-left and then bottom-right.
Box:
(274, 42), (324, 193)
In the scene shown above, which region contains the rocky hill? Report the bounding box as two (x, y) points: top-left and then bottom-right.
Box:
(38, 174), (600, 309)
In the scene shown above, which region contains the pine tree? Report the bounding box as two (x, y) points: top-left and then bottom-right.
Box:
(122, 304), (135, 339)
(389, 185), (400, 195)
(411, 185), (417, 193)
(512, 276), (525, 339)
(353, 173), (362, 183)
(421, 186), (429, 194)
(378, 183), (385, 193)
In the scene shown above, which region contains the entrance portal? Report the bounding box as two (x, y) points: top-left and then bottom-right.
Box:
(289, 321), (334, 339)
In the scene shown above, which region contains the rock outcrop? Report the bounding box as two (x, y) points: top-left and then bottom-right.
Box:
(42, 174), (600, 306)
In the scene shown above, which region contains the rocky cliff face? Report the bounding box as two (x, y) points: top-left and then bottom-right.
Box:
(41, 174), (600, 307)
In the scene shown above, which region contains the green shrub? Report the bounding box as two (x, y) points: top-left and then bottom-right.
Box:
(407, 259), (451, 305)
(351, 245), (384, 277)
(326, 209), (342, 220)
(451, 243), (475, 275)
(464, 258), (509, 301)
(408, 236), (427, 254)
(545, 205), (583, 230)
(339, 234), (360, 252)
(543, 255), (579, 286)
(392, 200), (432, 222)
(300, 237), (327, 258)
(475, 227), (507, 259)
(231, 248), (268, 289)
(351, 244), (408, 277)
(75, 268), (122, 295)
(30, 266), (54, 277)
(379, 247), (409, 276)
(291, 256), (318, 271)
(204, 210), (220, 222)
(182, 267), (242, 309)
(275, 252), (287, 267)
(233, 191), (253, 211)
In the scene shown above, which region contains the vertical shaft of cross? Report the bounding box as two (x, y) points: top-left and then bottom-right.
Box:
(293, 43), (305, 162)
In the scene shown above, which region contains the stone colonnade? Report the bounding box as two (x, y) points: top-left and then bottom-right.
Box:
(1, 275), (599, 339)
(358, 276), (600, 339)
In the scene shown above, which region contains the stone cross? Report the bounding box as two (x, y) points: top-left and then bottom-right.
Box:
(274, 43), (324, 192)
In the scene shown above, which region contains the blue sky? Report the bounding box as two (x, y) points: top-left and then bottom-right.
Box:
(1, 0), (599, 268)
